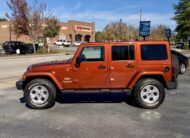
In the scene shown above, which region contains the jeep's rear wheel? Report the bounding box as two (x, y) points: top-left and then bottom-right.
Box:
(134, 78), (165, 109)
(24, 79), (56, 109)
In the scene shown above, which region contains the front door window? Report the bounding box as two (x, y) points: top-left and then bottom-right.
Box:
(80, 46), (104, 62)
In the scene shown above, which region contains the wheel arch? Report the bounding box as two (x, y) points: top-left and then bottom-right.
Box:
(23, 75), (62, 91)
(137, 75), (167, 88)
(128, 73), (167, 89)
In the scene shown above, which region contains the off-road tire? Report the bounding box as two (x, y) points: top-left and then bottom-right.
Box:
(172, 53), (180, 78)
(24, 79), (56, 109)
(134, 78), (165, 109)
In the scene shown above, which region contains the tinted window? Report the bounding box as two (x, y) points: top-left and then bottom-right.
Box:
(81, 46), (104, 61)
(112, 45), (134, 61)
(141, 44), (167, 60)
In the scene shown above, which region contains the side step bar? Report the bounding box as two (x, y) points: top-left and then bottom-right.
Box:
(61, 89), (132, 95)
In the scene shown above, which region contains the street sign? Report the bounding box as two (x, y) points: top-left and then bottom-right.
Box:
(139, 21), (151, 37)
(166, 29), (171, 38)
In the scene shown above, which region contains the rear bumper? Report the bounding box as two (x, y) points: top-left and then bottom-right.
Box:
(16, 80), (24, 90)
(167, 77), (178, 90)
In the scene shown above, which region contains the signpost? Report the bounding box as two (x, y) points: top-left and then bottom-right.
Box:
(166, 29), (171, 41)
(139, 21), (151, 40)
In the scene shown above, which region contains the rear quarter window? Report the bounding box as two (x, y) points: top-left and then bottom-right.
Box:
(141, 44), (168, 60)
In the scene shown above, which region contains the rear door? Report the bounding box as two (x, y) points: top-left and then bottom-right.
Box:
(108, 44), (137, 88)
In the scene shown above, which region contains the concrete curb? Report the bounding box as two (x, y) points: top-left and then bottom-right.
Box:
(0, 53), (72, 60)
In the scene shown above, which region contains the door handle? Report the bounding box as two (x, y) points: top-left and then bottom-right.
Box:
(126, 64), (134, 68)
(98, 65), (106, 69)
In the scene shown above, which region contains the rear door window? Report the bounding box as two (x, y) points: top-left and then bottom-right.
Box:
(141, 44), (167, 60)
(112, 45), (134, 61)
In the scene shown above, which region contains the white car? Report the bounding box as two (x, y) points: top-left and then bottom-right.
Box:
(73, 41), (82, 46)
(54, 40), (71, 47)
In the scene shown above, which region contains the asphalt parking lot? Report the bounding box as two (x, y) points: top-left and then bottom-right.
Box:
(0, 54), (190, 138)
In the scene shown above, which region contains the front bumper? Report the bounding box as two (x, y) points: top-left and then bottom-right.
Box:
(16, 80), (24, 90)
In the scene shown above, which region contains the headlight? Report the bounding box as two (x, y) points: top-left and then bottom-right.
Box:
(27, 65), (32, 71)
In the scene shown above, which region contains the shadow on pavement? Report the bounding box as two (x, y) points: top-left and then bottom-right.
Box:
(19, 92), (138, 108)
(56, 92), (136, 107)
(19, 97), (25, 103)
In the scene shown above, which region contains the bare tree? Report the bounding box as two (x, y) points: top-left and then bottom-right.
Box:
(150, 25), (168, 40)
(103, 20), (138, 41)
(102, 20), (170, 41)
(7, 0), (46, 53)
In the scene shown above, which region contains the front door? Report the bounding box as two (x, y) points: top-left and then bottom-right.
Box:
(73, 45), (108, 89)
(108, 44), (137, 88)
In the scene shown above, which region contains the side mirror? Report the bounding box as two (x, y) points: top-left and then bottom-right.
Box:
(75, 54), (87, 68)
(75, 56), (82, 68)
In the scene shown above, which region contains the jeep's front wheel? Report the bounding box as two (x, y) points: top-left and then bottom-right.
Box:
(134, 79), (165, 109)
(24, 79), (56, 109)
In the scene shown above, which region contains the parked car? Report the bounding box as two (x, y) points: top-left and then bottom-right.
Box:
(2, 41), (34, 54)
(54, 40), (71, 47)
(16, 41), (178, 109)
(171, 50), (189, 74)
(73, 41), (82, 46)
(176, 42), (186, 49)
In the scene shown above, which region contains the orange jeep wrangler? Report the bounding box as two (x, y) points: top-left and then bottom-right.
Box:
(16, 41), (178, 109)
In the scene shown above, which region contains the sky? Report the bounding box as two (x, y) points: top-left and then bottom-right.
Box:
(0, 0), (179, 31)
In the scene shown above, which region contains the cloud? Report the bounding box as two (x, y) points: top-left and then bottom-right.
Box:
(1, 0), (175, 31)
(74, 3), (82, 10)
(54, 6), (176, 31)
(111, 3), (153, 14)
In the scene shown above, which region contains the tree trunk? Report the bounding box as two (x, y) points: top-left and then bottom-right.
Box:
(32, 40), (36, 53)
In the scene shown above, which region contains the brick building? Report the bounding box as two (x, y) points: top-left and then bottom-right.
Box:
(0, 20), (95, 44)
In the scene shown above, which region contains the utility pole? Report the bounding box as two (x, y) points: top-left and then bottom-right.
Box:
(139, 9), (142, 40)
